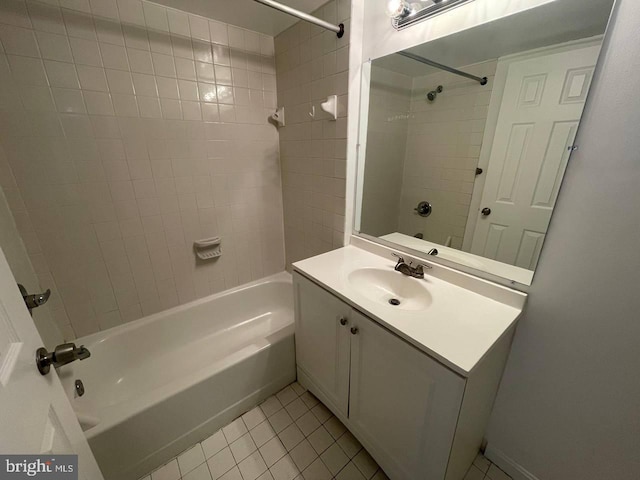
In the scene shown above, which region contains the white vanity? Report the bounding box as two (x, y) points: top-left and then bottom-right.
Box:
(292, 243), (526, 480)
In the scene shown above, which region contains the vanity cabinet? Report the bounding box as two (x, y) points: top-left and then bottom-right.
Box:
(294, 272), (514, 480)
(294, 273), (351, 417)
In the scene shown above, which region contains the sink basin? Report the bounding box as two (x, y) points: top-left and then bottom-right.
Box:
(347, 268), (433, 311)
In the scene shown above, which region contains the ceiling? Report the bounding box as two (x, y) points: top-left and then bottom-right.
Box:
(374, 0), (615, 77)
(152, 0), (328, 36)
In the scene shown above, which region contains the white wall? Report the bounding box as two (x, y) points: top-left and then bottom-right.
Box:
(486, 1), (640, 479)
(0, 0), (284, 338)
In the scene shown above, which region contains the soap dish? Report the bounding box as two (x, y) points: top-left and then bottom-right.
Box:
(194, 236), (221, 260)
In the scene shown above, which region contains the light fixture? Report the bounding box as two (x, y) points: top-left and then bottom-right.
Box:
(387, 0), (475, 30)
(385, 0), (412, 19)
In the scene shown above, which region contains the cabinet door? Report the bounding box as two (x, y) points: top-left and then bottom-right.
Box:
(348, 310), (466, 480)
(294, 274), (351, 416)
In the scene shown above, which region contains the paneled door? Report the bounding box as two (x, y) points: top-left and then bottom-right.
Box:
(471, 42), (601, 268)
(293, 274), (351, 417)
(347, 310), (465, 480)
(0, 247), (103, 479)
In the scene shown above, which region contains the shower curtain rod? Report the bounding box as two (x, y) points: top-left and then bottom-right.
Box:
(253, 0), (345, 38)
(398, 51), (488, 86)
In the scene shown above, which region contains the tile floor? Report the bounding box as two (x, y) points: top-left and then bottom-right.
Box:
(141, 382), (511, 480)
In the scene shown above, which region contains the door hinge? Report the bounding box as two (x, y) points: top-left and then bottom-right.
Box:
(568, 145), (578, 152)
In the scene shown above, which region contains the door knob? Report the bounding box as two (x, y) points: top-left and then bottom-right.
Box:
(481, 207), (491, 216)
(36, 343), (91, 375)
(339, 317), (348, 326)
(350, 327), (359, 335)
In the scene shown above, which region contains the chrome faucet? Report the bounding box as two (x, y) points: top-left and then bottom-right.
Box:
(392, 253), (431, 279)
(36, 343), (91, 375)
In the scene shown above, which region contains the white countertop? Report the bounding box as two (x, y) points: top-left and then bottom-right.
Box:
(293, 245), (526, 376)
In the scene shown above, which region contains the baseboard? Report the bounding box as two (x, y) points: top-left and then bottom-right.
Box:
(484, 444), (542, 480)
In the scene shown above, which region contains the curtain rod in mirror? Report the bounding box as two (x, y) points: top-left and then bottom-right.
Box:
(397, 51), (488, 85)
(253, 0), (345, 38)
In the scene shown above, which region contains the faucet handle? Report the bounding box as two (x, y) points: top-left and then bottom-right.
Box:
(415, 263), (433, 273)
(391, 253), (405, 269)
(391, 252), (405, 262)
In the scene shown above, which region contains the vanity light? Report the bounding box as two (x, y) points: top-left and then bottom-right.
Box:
(386, 0), (412, 19)
(388, 0), (475, 30)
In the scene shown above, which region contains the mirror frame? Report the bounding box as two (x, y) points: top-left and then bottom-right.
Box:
(349, 4), (617, 291)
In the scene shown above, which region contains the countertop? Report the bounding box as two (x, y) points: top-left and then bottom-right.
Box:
(293, 245), (527, 376)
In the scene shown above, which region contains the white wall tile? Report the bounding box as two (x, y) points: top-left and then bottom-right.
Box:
(122, 24), (149, 50)
(142, 2), (169, 32)
(35, 31), (73, 62)
(175, 57), (196, 80)
(51, 87), (87, 113)
(62, 10), (97, 40)
(227, 26), (245, 50)
(209, 20), (228, 46)
(196, 61), (214, 83)
(89, 0), (119, 20)
(0, 25), (40, 57)
(156, 76), (179, 98)
(69, 37), (102, 66)
(151, 52), (176, 77)
(116, 0), (145, 26)
(127, 47), (153, 74)
(171, 34), (192, 59)
(19, 85), (56, 112)
(100, 43), (129, 70)
(84, 91), (114, 115)
(0, 0), (282, 339)
(167, 9), (190, 37)
(274, 0), (350, 266)
(132, 72), (157, 96)
(77, 64), (108, 91)
(189, 15), (209, 42)
(1, 0), (33, 29)
(59, 0), (91, 15)
(105, 68), (134, 94)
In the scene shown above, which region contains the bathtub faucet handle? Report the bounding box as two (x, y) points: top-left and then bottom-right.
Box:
(36, 343), (91, 375)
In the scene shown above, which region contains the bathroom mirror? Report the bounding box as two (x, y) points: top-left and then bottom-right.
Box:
(354, 0), (615, 286)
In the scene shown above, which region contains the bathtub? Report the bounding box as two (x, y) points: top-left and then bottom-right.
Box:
(58, 272), (296, 480)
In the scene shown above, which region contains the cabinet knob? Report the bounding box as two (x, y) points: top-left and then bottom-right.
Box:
(350, 327), (359, 335)
(339, 317), (348, 326)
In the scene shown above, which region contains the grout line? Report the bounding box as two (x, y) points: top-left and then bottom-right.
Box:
(144, 381), (509, 480)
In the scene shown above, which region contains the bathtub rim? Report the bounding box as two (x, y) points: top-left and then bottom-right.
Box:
(76, 270), (292, 345)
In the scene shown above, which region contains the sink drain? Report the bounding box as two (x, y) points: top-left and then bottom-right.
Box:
(389, 298), (401, 306)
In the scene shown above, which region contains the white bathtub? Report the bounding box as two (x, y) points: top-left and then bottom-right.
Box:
(58, 272), (295, 480)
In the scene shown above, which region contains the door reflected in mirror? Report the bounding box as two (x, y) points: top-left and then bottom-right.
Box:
(355, 0), (615, 285)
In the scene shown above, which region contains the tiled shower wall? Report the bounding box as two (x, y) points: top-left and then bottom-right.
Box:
(359, 65), (412, 237)
(274, 0), (350, 267)
(398, 60), (497, 248)
(0, 0), (284, 339)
